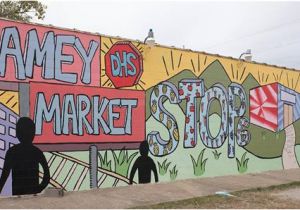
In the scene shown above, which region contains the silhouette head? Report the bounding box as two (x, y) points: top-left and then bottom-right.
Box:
(16, 117), (36, 144)
(139, 141), (149, 157)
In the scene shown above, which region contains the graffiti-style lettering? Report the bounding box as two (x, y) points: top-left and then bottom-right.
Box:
(200, 84), (228, 149)
(148, 80), (250, 158)
(147, 82), (180, 156)
(34, 92), (139, 137)
(62, 94), (78, 134)
(77, 95), (93, 135)
(236, 117), (251, 147)
(121, 99), (138, 134)
(0, 27), (25, 79)
(107, 98), (137, 134)
(126, 53), (137, 76)
(55, 35), (77, 83)
(92, 96), (111, 135)
(228, 83), (250, 158)
(34, 93), (61, 135)
(24, 30), (55, 79)
(0, 27), (99, 84)
(179, 79), (204, 148)
(111, 52), (137, 77)
(74, 38), (99, 84)
(109, 99), (125, 134)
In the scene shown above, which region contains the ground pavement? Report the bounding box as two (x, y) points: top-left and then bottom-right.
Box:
(0, 168), (299, 209)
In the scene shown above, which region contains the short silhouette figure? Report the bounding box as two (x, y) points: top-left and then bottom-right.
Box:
(0, 117), (50, 195)
(129, 141), (158, 184)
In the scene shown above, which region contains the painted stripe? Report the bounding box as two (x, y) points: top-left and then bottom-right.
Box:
(98, 174), (108, 187)
(47, 155), (56, 168)
(251, 114), (277, 131)
(73, 167), (89, 191)
(62, 163), (78, 188)
(52, 159), (67, 180)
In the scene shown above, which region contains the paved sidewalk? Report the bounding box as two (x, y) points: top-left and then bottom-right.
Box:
(0, 169), (299, 209)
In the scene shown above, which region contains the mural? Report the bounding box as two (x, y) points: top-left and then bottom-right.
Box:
(0, 18), (300, 196)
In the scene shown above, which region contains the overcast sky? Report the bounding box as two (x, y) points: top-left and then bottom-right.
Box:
(38, 0), (300, 70)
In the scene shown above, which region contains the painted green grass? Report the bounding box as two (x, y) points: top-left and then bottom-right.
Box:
(98, 151), (112, 171)
(158, 159), (171, 176)
(236, 152), (249, 173)
(112, 148), (138, 177)
(169, 165), (178, 181)
(212, 149), (222, 160)
(190, 148), (208, 176)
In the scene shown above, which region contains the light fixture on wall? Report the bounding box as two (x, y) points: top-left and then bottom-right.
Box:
(144, 29), (155, 46)
(239, 49), (252, 61)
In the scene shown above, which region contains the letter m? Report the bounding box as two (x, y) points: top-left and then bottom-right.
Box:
(24, 30), (55, 79)
(34, 93), (61, 135)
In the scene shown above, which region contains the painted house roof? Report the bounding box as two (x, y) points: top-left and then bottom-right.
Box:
(250, 82), (300, 132)
(250, 83), (279, 132)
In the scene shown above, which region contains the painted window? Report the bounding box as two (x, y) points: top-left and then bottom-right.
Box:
(9, 115), (17, 124)
(0, 139), (5, 150)
(0, 109), (6, 120)
(8, 127), (16, 137)
(0, 125), (5, 135)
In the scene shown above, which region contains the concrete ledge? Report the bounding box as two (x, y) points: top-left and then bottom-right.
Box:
(0, 169), (299, 209)
(43, 188), (64, 197)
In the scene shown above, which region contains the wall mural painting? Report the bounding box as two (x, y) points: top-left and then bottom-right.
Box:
(0, 18), (299, 196)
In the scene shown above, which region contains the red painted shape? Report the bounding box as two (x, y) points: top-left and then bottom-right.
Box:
(105, 41), (143, 88)
(250, 83), (278, 131)
(0, 19), (100, 86)
(30, 82), (145, 146)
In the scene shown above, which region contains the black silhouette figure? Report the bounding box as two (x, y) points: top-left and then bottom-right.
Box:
(129, 141), (158, 184)
(0, 117), (50, 195)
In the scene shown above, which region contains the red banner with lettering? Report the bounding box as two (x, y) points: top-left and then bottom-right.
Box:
(30, 82), (145, 146)
(0, 19), (100, 86)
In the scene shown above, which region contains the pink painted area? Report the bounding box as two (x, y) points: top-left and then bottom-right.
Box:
(29, 82), (145, 145)
(0, 19), (100, 86)
(250, 83), (278, 132)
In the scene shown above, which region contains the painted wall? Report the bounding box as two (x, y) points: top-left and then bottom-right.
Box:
(0, 18), (300, 196)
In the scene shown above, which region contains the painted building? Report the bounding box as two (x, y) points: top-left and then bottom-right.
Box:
(0, 17), (300, 196)
(0, 103), (19, 196)
(250, 83), (300, 132)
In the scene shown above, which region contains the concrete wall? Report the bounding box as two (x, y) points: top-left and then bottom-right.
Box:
(0, 18), (300, 196)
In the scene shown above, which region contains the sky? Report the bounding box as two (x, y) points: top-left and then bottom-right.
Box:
(37, 0), (300, 70)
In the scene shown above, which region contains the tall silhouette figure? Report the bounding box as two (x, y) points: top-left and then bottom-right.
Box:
(0, 117), (50, 195)
(129, 141), (158, 184)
